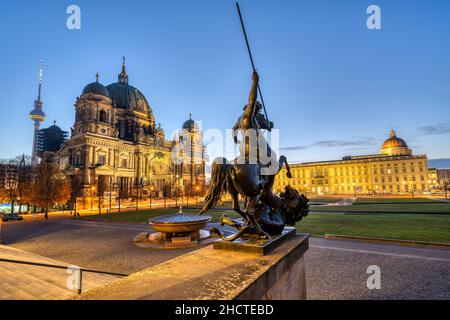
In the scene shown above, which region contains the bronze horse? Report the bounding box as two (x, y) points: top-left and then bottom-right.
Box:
(211, 185), (309, 241)
(200, 155), (294, 238)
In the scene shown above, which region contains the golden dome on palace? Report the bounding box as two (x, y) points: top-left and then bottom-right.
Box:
(380, 129), (412, 156)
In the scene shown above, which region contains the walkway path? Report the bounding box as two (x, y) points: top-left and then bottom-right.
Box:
(2, 218), (449, 299)
(0, 245), (118, 299)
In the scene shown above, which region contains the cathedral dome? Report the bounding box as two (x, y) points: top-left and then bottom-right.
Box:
(107, 82), (152, 112)
(106, 59), (155, 124)
(82, 73), (109, 97)
(380, 129), (411, 156)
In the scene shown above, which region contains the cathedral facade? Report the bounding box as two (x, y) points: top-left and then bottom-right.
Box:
(54, 60), (205, 208)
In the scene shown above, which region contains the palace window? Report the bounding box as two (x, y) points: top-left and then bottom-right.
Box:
(120, 159), (128, 168)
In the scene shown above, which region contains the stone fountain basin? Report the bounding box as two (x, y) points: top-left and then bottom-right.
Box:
(148, 213), (212, 234)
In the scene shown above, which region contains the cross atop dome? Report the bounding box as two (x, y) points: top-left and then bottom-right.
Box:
(118, 56), (129, 84)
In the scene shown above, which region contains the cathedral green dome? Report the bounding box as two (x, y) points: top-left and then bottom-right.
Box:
(106, 59), (155, 125)
(106, 82), (152, 113)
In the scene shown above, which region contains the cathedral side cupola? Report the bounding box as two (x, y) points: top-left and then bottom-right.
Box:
(81, 72), (110, 98)
(182, 113), (200, 133)
(73, 73), (115, 137)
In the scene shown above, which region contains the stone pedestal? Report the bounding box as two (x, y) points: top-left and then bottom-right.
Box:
(76, 233), (309, 300)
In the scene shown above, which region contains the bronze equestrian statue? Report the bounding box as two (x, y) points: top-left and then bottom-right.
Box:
(200, 71), (309, 240)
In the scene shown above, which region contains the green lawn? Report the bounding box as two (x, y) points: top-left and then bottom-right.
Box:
(310, 198), (450, 214)
(80, 208), (241, 224)
(355, 198), (440, 204)
(297, 213), (450, 243)
(308, 198), (343, 203)
(80, 205), (450, 243)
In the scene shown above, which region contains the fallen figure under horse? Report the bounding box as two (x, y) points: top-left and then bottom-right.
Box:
(200, 156), (309, 241)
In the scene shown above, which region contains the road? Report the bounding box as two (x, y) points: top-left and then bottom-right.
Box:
(3, 197), (204, 222)
(1, 218), (449, 299)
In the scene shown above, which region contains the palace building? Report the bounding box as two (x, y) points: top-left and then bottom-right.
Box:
(274, 130), (431, 196)
(53, 59), (205, 207)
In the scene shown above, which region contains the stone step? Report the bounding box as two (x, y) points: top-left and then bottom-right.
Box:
(0, 245), (118, 300)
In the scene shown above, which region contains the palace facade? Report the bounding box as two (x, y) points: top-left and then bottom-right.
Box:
(274, 130), (431, 196)
(54, 60), (205, 207)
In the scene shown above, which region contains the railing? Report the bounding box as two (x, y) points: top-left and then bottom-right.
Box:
(0, 258), (128, 295)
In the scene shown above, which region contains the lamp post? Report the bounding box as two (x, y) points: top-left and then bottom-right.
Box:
(73, 167), (80, 217)
(109, 175), (112, 214)
(195, 185), (200, 205)
(175, 174), (179, 207)
(149, 185), (154, 209)
(98, 178), (101, 215)
(90, 186), (95, 211)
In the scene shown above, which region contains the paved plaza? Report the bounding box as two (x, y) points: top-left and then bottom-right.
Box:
(1, 218), (449, 299)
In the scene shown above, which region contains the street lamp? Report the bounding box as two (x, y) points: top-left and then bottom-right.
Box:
(98, 178), (102, 215)
(195, 185), (200, 205)
(113, 182), (121, 213)
(175, 174), (179, 207)
(149, 185), (155, 209)
(91, 186), (95, 211)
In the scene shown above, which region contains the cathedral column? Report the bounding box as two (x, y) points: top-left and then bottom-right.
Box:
(83, 145), (91, 185)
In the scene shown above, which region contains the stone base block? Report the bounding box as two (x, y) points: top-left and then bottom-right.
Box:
(77, 233), (310, 300)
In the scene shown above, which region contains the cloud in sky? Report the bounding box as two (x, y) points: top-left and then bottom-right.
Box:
(280, 137), (375, 151)
(418, 123), (450, 135)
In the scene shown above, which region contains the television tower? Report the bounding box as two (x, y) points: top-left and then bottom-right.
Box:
(29, 61), (46, 164)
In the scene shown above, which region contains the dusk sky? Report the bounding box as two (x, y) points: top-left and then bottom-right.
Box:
(1, 0), (449, 164)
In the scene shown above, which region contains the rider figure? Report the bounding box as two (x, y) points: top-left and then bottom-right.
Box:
(232, 71), (274, 165)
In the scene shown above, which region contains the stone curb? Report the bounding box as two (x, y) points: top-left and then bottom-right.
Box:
(324, 234), (450, 249)
(74, 217), (147, 225)
(311, 211), (450, 215)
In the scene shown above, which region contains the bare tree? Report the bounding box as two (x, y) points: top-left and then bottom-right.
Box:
(0, 159), (18, 213)
(15, 155), (33, 213)
(31, 156), (71, 219)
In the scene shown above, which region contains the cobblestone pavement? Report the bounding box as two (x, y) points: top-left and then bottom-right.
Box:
(2, 218), (201, 275)
(2, 218), (450, 299)
(306, 237), (450, 300)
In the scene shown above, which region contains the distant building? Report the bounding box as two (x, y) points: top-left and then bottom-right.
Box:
(437, 169), (450, 187)
(429, 168), (439, 191)
(36, 122), (69, 153)
(275, 129), (430, 196)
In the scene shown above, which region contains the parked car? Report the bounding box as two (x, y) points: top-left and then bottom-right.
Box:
(1, 213), (24, 222)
